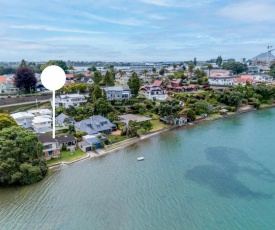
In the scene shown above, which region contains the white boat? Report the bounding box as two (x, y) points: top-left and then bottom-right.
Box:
(137, 157), (144, 161)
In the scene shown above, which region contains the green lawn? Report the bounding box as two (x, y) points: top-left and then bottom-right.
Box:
(47, 148), (87, 166)
(207, 113), (223, 119)
(150, 119), (170, 132)
(106, 134), (126, 143)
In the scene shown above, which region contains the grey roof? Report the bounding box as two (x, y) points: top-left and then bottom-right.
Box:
(37, 133), (57, 143)
(82, 77), (94, 83)
(118, 114), (152, 124)
(55, 134), (76, 143)
(74, 115), (116, 135)
(104, 86), (130, 92)
(56, 113), (74, 123)
(78, 141), (92, 147)
(85, 137), (101, 144)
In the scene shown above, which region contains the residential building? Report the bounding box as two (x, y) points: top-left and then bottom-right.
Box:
(208, 76), (236, 86)
(103, 86), (131, 101)
(247, 66), (260, 74)
(55, 94), (87, 108)
(74, 115), (117, 135)
(28, 109), (52, 116)
(140, 85), (168, 101)
(32, 116), (52, 132)
(234, 75), (253, 86)
(81, 77), (94, 84)
(0, 77), (19, 94)
(78, 134), (108, 152)
(55, 134), (77, 151)
(0, 76), (7, 93)
(118, 114), (152, 125)
(208, 69), (231, 77)
(37, 133), (60, 160)
(252, 74), (273, 83)
(10, 112), (35, 129)
(56, 113), (75, 127)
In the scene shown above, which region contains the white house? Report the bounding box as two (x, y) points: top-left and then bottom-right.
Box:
(103, 86), (132, 101)
(140, 85), (168, 101)
(32, 116), (52, 133)
(10, 112), (35, 129)
(208, 76), (235, 86)
(252, 74), (273, 83)
(55, 94), (87, 108)
(28, 109), (52, 116)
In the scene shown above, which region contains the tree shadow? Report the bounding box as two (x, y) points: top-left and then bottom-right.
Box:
(185, 147), (274, 199)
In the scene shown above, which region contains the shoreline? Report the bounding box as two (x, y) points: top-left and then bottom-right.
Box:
(49, 103), (275, 170)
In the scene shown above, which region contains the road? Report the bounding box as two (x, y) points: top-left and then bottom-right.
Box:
(0, 99), (51, 108)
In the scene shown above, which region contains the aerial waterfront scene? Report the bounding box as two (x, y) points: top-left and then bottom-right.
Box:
(1, 0), (275, 229)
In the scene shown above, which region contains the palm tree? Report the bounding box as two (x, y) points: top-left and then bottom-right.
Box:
(142, 69), (149, 84)
(207, 64), (213, 77)
(188, 63), (195, 79)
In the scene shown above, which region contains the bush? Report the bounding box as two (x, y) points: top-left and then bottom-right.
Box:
(100, 141), (105, 149)
(61, 144), (67, 151)
(92, 145), (96, 151)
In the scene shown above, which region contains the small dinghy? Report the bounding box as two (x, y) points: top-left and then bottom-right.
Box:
(137, 157), (144, 161)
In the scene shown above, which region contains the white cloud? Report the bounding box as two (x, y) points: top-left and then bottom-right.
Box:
(140, 0), (213, 7)
(219, 1), (275, 22)
(10, 25), (104, 34)
(77, 11), (144, 26)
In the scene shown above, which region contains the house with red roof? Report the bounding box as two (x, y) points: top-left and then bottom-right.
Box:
(234, 75), (253, 86)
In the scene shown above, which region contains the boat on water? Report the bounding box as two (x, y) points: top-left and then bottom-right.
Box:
(137, 157), (144, 161)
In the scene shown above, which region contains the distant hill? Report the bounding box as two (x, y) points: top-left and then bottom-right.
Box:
(252, 52), (275, 61)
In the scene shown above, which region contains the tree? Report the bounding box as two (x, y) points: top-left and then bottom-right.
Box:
(159, 68), (165, 75)
(206, 64), (213, 77)
(74, 73), (85, 81)
(121, 120), (139, 138)
(0, 113), (18, 130)
(88, 65), (97, 72)
(19, 59), (27, 68)
(93, 71), (102, 84)
(188, 63), (195, 78)
(152, 67), (156, 74)
(140, 121), (153, 132)
(103, 71), (115, 86)
(94, 98), (114, 116)
(194, 57), (197, 66)
(216, 56), (223, 67)
(0, 126), (48, 185)
(220, 90), (243, 107)
(92, 84), (103, 102)
(14, 67), (37, 93)
(222, 61), (247, 74)
(269, 63), (275, 78)
(142, 69), (149, 83)
(185, 109), (196, 121)
(128, 72), (141, 95)
(41, 60), (68, 73)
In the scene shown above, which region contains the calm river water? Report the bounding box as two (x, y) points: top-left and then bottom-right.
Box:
(1, 108), (275, 230)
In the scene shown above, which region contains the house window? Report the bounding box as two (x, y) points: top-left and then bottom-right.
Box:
(48, 150), (54, 156)
(44, 144), (52, 150)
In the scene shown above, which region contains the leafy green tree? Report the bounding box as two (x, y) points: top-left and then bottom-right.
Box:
(103, 71), (115, 86)
(128, 72), (141, 95)
(185, 109), (196, 121)
(74, 73), (85, 81)
(269, 63), (275, 78)
(0, 126), (48, 185)
(222, 61), (247, 74)
(142, 69), (149, 83)
(14, 67), (37, 93)
(89, 65), (97, 72)
(188, 63), (195, 78)
(94, 98), (114, 116)
(220, 90), (243, 107)
(94, 71), (102, 84)
(140, 121), (153, 132)
(216, 56), (223, 67)
(41, 60), (68, 73)
(19, 59), (27, 68)
(121, 120), (139, 138)
(159, 68), (165, 75)
(152, 67), (156, 74)
(92, 84), (103, 102)
(0, 113), (18, 130)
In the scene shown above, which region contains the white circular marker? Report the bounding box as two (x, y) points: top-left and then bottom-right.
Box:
(41, 65), (66, 91)
(41, 65), (66, 138)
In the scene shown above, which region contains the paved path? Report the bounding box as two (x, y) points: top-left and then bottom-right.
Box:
(0, 99), (50, 108)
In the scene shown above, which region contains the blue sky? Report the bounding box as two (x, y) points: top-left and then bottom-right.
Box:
(1, 0), (275, 62)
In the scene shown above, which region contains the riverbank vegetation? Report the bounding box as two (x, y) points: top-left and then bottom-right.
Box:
(0, 126), (48, 186)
